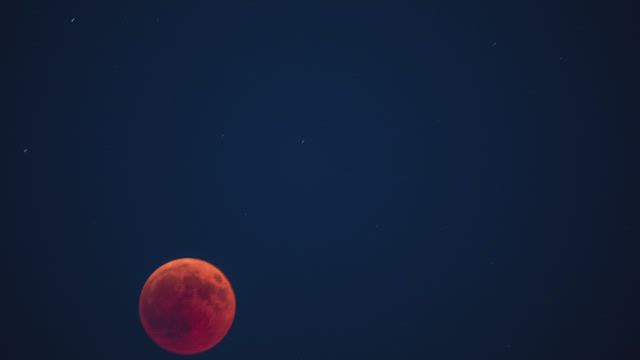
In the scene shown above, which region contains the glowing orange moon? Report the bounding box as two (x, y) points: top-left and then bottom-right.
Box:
(139, 258), (236, 355)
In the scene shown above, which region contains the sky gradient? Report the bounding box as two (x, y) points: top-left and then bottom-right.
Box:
(8, 1), (638, 359)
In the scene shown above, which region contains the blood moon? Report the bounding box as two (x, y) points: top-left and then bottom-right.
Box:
(139, 258), (236, 355)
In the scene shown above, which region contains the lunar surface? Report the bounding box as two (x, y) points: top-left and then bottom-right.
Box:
(139, 258), (236, 355)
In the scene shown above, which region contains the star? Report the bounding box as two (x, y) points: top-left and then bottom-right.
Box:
(70, 17), (76, 23)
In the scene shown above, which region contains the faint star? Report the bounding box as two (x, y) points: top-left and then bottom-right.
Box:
(23, 148), (29, 154)
(70, 17), (76, 23)
(491, 41), (497, 47)
(301, 139), (305, 144)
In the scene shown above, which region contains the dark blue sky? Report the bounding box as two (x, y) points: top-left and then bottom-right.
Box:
(8, 1), (638, 359)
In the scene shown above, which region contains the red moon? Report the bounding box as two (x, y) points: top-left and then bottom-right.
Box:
(139, 258), (236, 355)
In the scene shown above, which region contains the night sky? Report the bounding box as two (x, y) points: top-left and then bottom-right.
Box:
(8, 1), (639, 359)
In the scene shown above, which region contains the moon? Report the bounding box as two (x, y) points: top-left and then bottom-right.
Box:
(139, 258), (236, 355)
